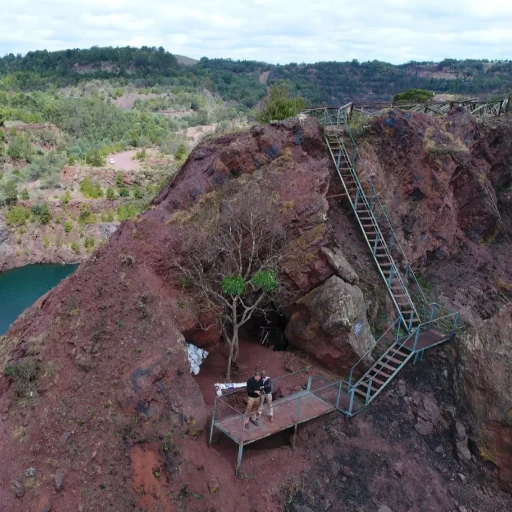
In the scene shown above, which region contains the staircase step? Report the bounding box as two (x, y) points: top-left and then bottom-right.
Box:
(354, 388), (371, 399)
(371, 366), (394, 380)
(387, 356), (406, 365)
(367, 375), (387, 386)
(376, 361), (398, 373)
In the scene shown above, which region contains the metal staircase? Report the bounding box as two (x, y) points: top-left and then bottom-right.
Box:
(305, 105), (459, 417)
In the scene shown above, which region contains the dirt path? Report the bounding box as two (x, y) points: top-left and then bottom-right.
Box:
(106, 150), (141, 171)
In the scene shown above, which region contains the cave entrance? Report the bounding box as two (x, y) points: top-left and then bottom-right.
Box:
(240, 306), (289, 351)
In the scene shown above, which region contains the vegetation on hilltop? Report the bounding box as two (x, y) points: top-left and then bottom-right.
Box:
(2, 46), (512, 109)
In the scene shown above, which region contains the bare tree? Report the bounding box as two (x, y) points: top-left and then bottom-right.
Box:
(173, 185), (292, 380)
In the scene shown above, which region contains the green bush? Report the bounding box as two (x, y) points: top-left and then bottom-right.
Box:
(117, 203), (140, 221)
(64, 220), (73, 233)
(84, 237), (95, 248)
(257, 83), (306, 123)
(60, 190), (71, 206)
(85, 149), (105, 167)
(24, 151), (66, 182)
(6, 206), (30, 226)
(78, 204), (96, 224)
(1, 178), (18, 205)
(133, 187), (143, 199)
(115, 173), (124, 187)
(39, 203), (52, 224)
(174, 143), (188, 162)
(135, 148), (146, 161)
(100, 209), (115, 222)
(70, 241), (80, 254)
(106, 187), (115, 200)
(80, 177), (103, 198)
(118, 187), (130, 197)
(21, 188), (29, 200)
(393, 88), (435, 104)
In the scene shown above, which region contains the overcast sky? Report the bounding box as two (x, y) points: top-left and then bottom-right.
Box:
(1, 0), (512, 64)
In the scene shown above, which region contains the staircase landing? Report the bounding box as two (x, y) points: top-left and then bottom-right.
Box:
(404, 328), (447, 351)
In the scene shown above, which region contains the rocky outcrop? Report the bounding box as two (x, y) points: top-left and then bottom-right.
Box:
(285, 276), (374, 372)
(321, 246), (359, 285)
(455, 304), (512, 490)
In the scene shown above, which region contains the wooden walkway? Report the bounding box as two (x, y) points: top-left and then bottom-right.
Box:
(215, 390), (335, 444)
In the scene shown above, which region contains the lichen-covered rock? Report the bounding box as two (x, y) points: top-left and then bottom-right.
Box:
(455, 304), (512, 489)
(285, 276), (374, 372)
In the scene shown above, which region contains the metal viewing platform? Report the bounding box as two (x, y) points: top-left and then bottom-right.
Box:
(209, 369), (344, 476)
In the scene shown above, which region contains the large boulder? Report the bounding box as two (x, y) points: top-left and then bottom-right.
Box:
(455, 304), (512, 490)
(285, 276), (375, 372)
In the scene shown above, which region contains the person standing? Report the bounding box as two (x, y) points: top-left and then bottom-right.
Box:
(258, 371), (274, 423)
(244, 371), (262, 428)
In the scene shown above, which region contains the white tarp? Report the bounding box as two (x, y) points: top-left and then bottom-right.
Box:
(186, 343), (209, 375)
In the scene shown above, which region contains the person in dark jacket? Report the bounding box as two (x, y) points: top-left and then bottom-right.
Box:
(257, 370), (274, 423)
(245, 371), (262, 428)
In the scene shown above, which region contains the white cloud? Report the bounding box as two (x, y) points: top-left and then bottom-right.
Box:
(0, 0), (512, 64)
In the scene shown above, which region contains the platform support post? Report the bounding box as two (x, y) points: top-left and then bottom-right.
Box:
(208, 402), (216, 447)
(292, 423), (298, 451)
(235, 443), (244, 477)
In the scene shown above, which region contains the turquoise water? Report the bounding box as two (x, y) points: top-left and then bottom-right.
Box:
(0, 264), (77, 335)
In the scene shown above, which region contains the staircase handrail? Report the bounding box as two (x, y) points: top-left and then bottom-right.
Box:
(329, 131), (421, 326)
(353, 309), (459, 405)
(348, 318), (401, 387)
(342, 122), (429, 307)
(326, 131), (420, 329)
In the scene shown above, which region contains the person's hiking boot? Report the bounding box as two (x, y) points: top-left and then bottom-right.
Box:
(250, 418), (259, 426)
(269, 416), (274, 423)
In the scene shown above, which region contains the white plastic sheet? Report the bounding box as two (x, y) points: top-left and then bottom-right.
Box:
(186, 343), (209, 375)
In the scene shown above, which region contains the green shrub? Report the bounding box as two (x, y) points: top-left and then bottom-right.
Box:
(64, 220), (73, 233)
(80, 177), (103, 198)
(106, 187), (115, 200)
(174, 143), (188, 162)
(84, 237), (95, 249)
(115, 173), (124, 187)
(70, 241), (80, 254)
(135, 148), (146, 161)
(4, 359), (38, 398)
(101, 209), (115, 222)
(85, 149), (105, 167)
(118, 187), (130, 197)
(21, 188), (29, 200)
(133, 187), (143, 199)
(30, 203), (51, 224)
(39, 203), (51, 224)
(1, 178), (18, 205)
(393, 88), (435, 104)
(117, 203), (140, 221)
(78, 204), (96, 224)
(257, 83), (306, 123)
(60, 190), (71, 206)
(24, 151), (66, 182)
(6, 206), (30, 226)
